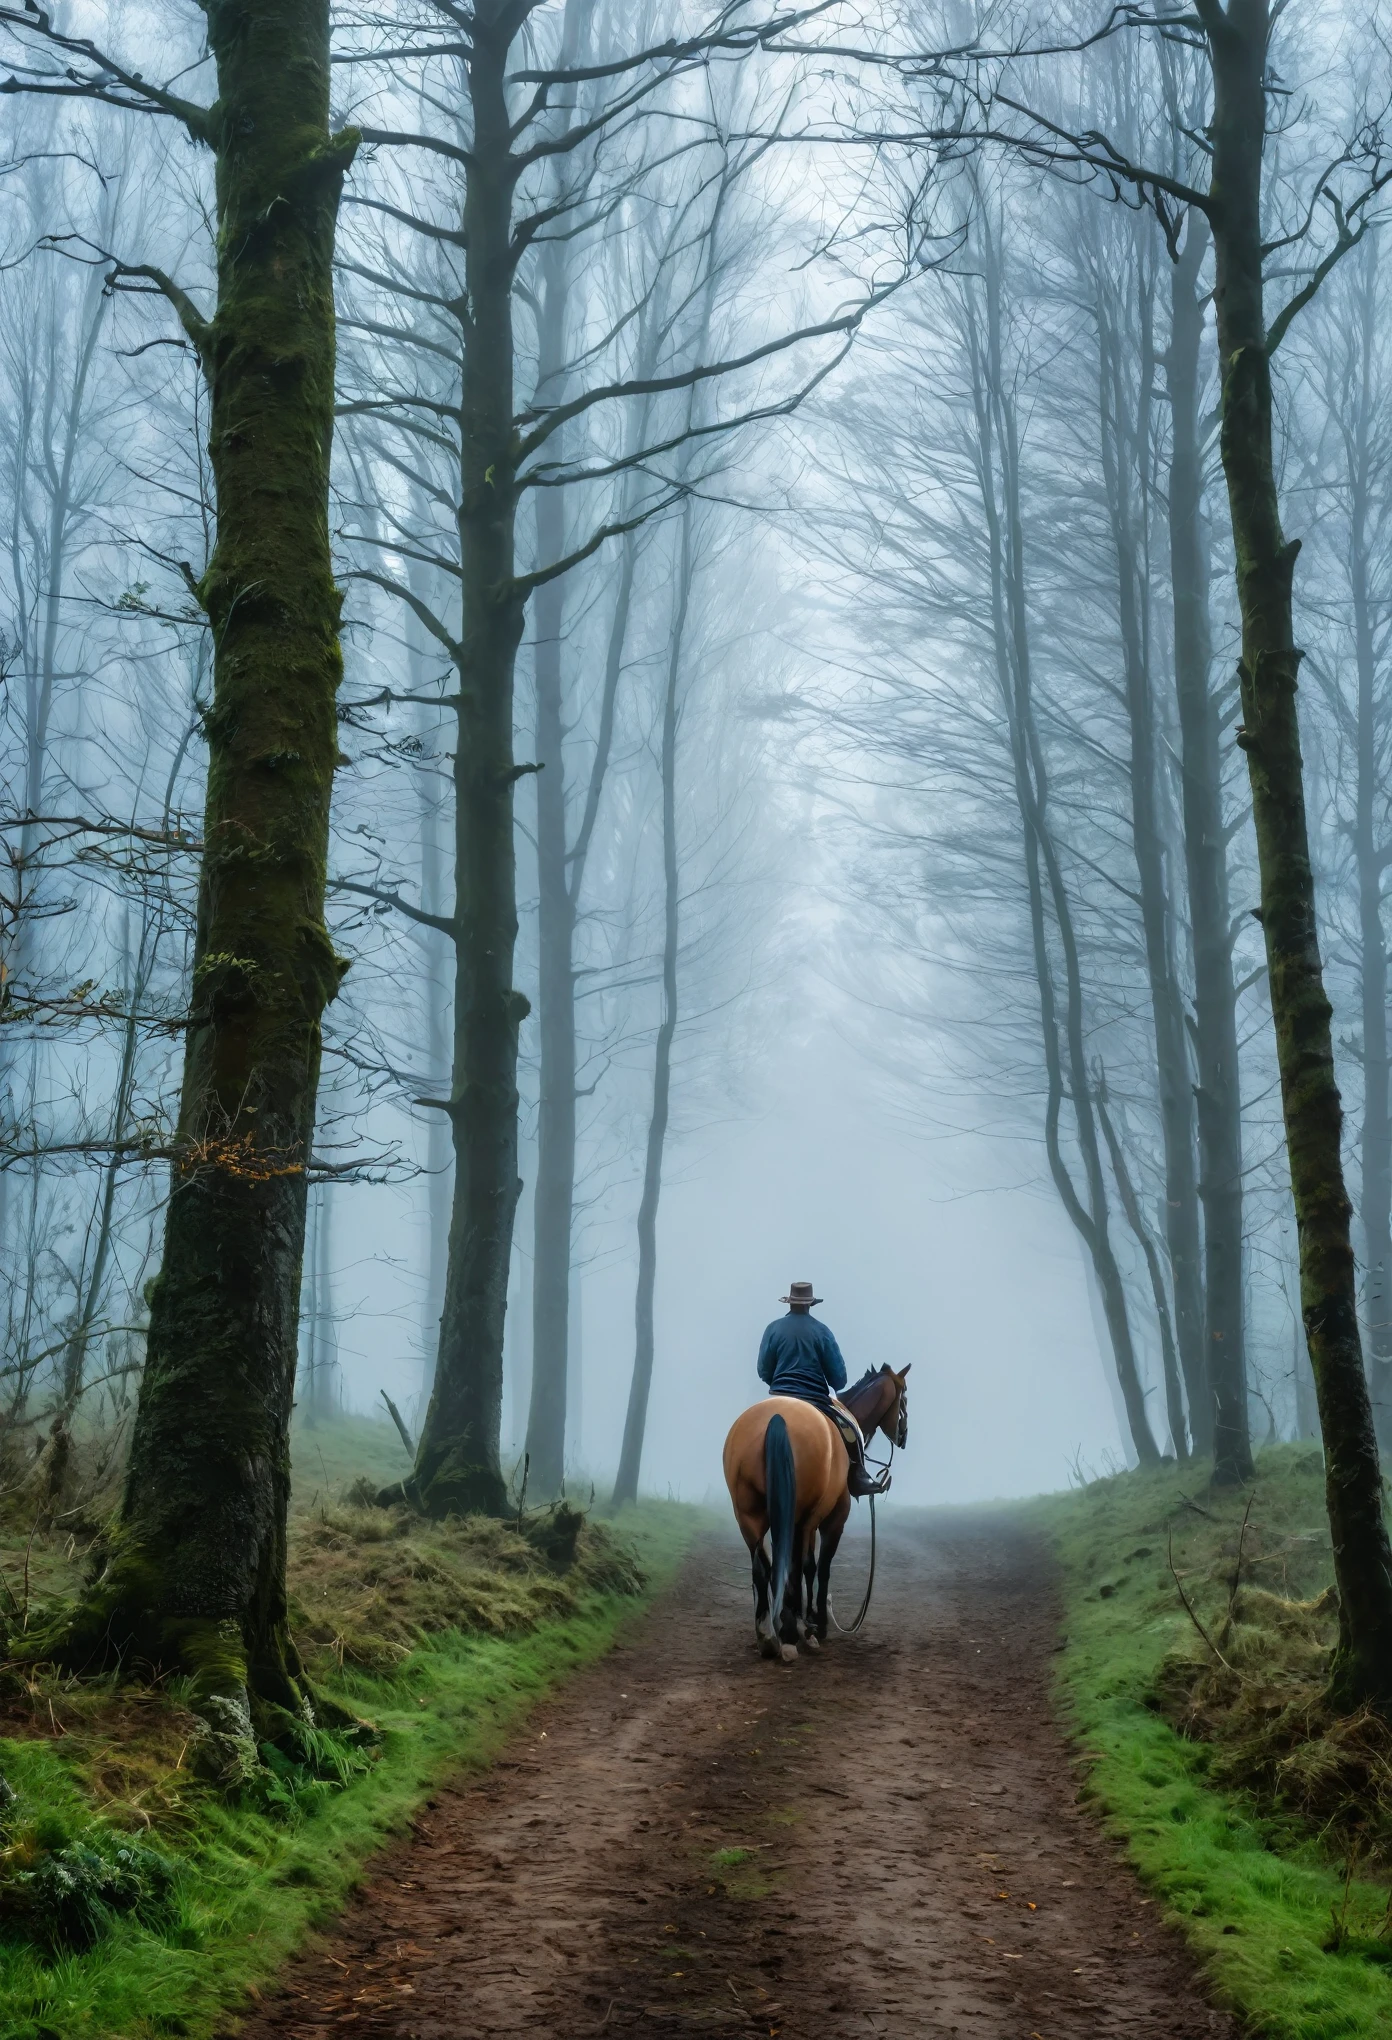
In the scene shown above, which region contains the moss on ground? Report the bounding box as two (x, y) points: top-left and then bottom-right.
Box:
(0, 1412), (700, 2040)
(1035, 1446), (1392, 2037)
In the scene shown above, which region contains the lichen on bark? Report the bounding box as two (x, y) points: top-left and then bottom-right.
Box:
(34, 1), (360, 1745)
(1202, 0), (1392, 1705)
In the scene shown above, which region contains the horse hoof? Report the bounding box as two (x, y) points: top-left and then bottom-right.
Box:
(801, 1633), (821, 1652)
(759, 1635), (782, 1661)
(779, 1643), (799, 1663)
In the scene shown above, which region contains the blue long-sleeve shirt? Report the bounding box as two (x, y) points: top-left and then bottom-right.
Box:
(757, 1312), (847, 1408)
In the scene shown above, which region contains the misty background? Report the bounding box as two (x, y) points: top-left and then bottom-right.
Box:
(4, 0), (1374, 1510)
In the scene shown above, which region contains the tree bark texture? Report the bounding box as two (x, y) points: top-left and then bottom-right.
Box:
(1097, 1089), (1188, 1459)
(406, 511), (456, 1418)
(1163, 211), (1246, 1469)
(1202, 0), (1392, 1699)
(967, 218), (1158, 1466)
(52, 0), (357, 1742)
(524, 3), (643, 1494)
(0, 260), (107, 1141)
(310, 1183), (339, 1421)
(63, 914), (148, 1414)
(1342, 255), (1392, 1449)
(410, 12), (526, 1519)
(1094, 260), (1204, 1455)
(526, 560), (577, 1498)
(415, 786), (454, 1417)
(612, 497), (690, 1507)
(523, 133), (578, 1499)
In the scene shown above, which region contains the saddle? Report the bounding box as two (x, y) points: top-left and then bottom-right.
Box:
(826, 1400), (891, 1497)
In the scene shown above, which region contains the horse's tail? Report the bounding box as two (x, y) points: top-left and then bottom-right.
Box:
(765, 1412), (796, 1626)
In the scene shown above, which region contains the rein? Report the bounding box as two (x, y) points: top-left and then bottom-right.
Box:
(828, 1488), (877, 1634)
(827, 1425), (896, 1635)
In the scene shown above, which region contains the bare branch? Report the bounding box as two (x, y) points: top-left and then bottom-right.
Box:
(0, 7), (211, 140)
(331, 877), (457, 940)
(517, 281), (901, 460)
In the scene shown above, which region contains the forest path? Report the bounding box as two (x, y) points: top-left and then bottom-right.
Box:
(231, 1514), (1230, 2039)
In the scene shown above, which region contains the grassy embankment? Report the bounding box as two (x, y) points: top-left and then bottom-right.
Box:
(0, 1414), (700, 2040)
(1037, 1445), (1392, 2037)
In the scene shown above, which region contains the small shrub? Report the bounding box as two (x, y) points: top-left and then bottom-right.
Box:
(523, 1501), (587, 1569)
(0, 1815), (176, 1952)
(1153, 1532), (1392, 1865)
(245, 1722), (374, 1820)
(340, 1477), (387, 1511)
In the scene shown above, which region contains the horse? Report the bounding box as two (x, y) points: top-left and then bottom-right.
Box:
(722, 1363), (910, 1659)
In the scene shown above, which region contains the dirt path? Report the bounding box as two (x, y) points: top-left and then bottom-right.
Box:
(233, 1513), (1230, 2039)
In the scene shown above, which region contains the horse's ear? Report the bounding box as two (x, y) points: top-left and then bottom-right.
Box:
(897, 1363), (912, 1379)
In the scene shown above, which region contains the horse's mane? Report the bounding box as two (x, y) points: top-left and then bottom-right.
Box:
(846, 1365), (887, 1398)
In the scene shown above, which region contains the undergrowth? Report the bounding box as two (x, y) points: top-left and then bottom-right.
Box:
(0, 1411), (699, 2040)
(1036, 1444), (1392, 2038)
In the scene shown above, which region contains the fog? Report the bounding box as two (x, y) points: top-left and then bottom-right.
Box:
(3, 0), (1380, 1528)
(608, 1025), (1122, 1505)
(331, 992), (1124, 1507)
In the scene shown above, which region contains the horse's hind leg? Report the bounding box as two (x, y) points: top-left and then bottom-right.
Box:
(778, 1529), (806, 1653)
(800, 1536), (820, 1650)
(750, 1538), (774, 1649)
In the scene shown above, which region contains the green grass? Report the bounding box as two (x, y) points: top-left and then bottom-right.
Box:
(290, 1407), (416, 1499)
(1035, 1446), (1392, 2038)
(0, 1414), (702, 2040)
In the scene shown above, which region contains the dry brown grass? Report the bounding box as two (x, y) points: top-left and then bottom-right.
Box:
(286, 1496), (645, 1678)
(1157, 1555), (1392, 1865)
(0, 1417), (646, 1843)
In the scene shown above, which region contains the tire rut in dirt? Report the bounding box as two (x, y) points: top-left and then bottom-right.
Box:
(228, 1516), (1230, 2040)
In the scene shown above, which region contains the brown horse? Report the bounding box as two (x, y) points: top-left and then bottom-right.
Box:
(722, 1364), (910, 1659)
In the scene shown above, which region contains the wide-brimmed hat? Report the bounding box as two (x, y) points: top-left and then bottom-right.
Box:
(781, 1280), (822, 1306)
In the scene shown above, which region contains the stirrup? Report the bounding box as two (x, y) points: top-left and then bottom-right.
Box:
(848, 1463), (890, 1499)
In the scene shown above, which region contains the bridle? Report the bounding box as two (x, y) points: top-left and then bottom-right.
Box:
(829, 1374), (907, 1637)
(864, 1372), (907, 1483)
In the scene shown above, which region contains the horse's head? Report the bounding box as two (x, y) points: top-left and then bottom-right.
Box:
(845, 1362), (910, 1447)
(887, 1363), (910, 1448)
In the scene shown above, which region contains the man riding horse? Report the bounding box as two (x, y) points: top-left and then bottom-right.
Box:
(757, 1281), (890, 1499)
(725, 1283), (910, 1656)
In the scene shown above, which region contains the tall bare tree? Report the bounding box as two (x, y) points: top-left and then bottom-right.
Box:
(986, 0), (1392, 1700)
(1, 2), (360, 1752)
(336, 2), (906, 1509)
(1300, 239), (1392, 1451)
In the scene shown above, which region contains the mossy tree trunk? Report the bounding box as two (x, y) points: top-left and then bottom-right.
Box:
(45, 2), (358, 1740)
(1200, 0), (1392, 1698)
(408, 11), (523, 1519)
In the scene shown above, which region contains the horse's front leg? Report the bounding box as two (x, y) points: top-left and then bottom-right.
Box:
(815, 1494), (851, 1640)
